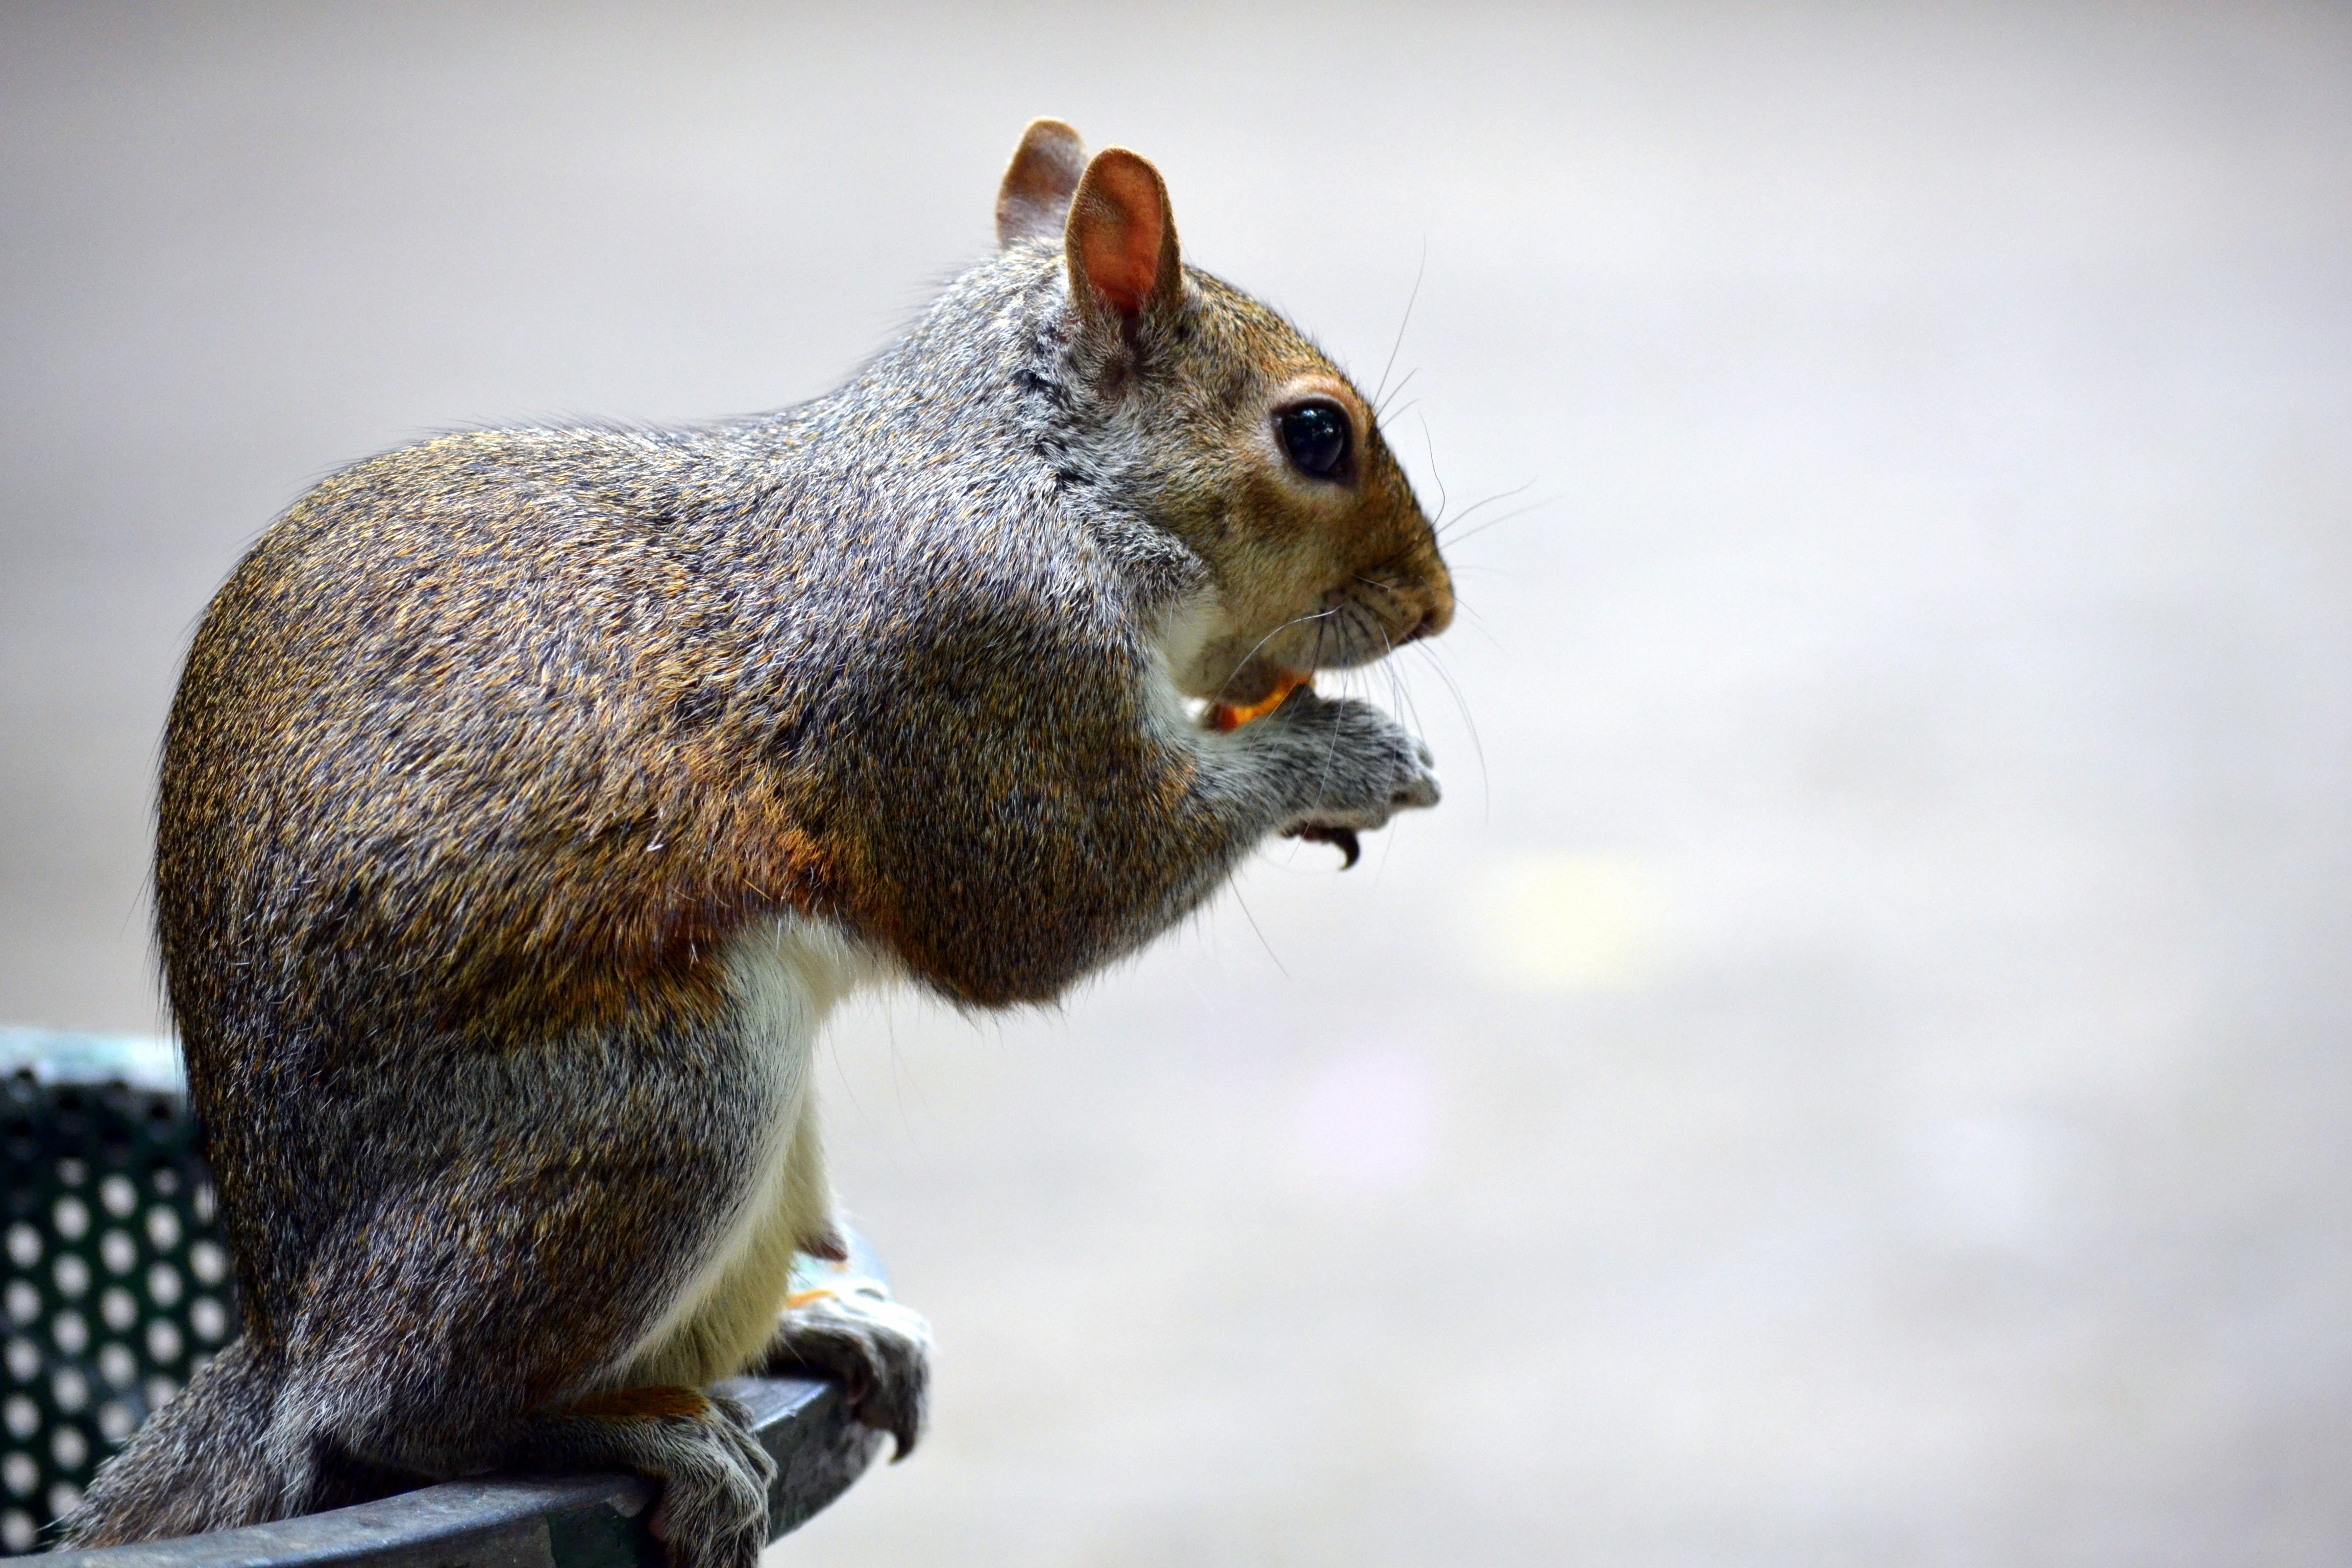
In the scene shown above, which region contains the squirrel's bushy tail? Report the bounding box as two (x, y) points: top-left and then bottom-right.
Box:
(57, 1338), (292, 1548)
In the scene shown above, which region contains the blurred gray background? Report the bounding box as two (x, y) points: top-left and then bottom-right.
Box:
(4, 3), (2348, 1564)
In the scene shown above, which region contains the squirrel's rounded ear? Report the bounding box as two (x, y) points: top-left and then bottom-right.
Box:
(1065, 148), (1182, 324)
(996, 118), (1088, 250)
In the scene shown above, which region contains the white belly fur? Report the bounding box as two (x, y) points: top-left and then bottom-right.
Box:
(607, 914), (892, 1391)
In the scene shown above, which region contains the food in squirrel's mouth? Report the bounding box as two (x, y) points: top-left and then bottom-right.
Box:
(1208, 667), (1311, 732)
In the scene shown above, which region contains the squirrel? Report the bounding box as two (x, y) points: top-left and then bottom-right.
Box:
(60, 119), (1452, 1566)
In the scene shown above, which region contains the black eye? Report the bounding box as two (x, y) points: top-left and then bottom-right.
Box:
(1278, 400), (1352, 480)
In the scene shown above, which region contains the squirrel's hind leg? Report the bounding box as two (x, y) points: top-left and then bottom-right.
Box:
(235, 1008), (798, 1566)
(254, 1248), (781, 1568)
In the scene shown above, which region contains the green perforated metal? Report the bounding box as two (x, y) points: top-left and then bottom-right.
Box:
(2, 1065), (233, 1554)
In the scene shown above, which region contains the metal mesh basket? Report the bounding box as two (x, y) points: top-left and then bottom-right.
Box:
(2, 1034), (232, 1554)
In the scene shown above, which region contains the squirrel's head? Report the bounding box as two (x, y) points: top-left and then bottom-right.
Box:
(998, 119), (1455, 708)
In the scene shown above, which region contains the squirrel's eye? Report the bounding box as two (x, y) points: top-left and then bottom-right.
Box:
(1278, 400), (1352, 480)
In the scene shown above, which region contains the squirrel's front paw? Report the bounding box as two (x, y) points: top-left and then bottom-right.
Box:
(761, 1269), (932, 1461)
(1266, 689), (1441, 838)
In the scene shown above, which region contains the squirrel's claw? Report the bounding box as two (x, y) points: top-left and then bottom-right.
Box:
(763, 1278), (933, 1461)
(1286, 823), (1362, 869)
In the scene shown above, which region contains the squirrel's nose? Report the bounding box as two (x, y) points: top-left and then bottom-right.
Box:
(1402, 588), (1453, 644)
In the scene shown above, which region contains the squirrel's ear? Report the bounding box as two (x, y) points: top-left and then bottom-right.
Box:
(996, 118), (1088, 250)
(1065, 148), (1182, 324)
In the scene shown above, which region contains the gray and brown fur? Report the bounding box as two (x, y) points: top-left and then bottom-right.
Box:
(62, 120), (1452, 1566)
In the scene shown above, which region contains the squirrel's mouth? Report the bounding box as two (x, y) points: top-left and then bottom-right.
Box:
(1205, 653), (1304, 708)
(1305, 579), (1440, 671)
(1206, 668), (1311, 731)
(1182, 574), (1443, 707)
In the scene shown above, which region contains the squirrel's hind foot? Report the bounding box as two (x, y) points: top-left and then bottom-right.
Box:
(547, 1386), (773, 1568)
(630, 1390), (774, 1568)
(762, 1274), (932, 1461)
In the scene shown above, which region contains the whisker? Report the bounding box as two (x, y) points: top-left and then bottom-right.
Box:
(1228, 882), (1290, 979)
(1443, 495), (1557, 550)
(1309, 669), (1346, 839)
(1366, 623), (1424, 890)
(1217, 606), (1342, 699)
(1359, 601), (1388, 669)
(1371, 615), (1429, 744)
(1413, 642), (1489, 820)
(1374, 367), (1418, 425)
(1417, 412), (1449, 531)
(1436, 478), (1537, 540)
(1371, 241), (1427, 410)
(1445, 605), (1506, 653)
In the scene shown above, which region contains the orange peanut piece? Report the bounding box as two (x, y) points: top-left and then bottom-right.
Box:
(1209, 669), (1311, 732)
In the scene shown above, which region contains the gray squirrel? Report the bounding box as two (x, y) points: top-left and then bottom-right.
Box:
(62, 119), (1453, 1565)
